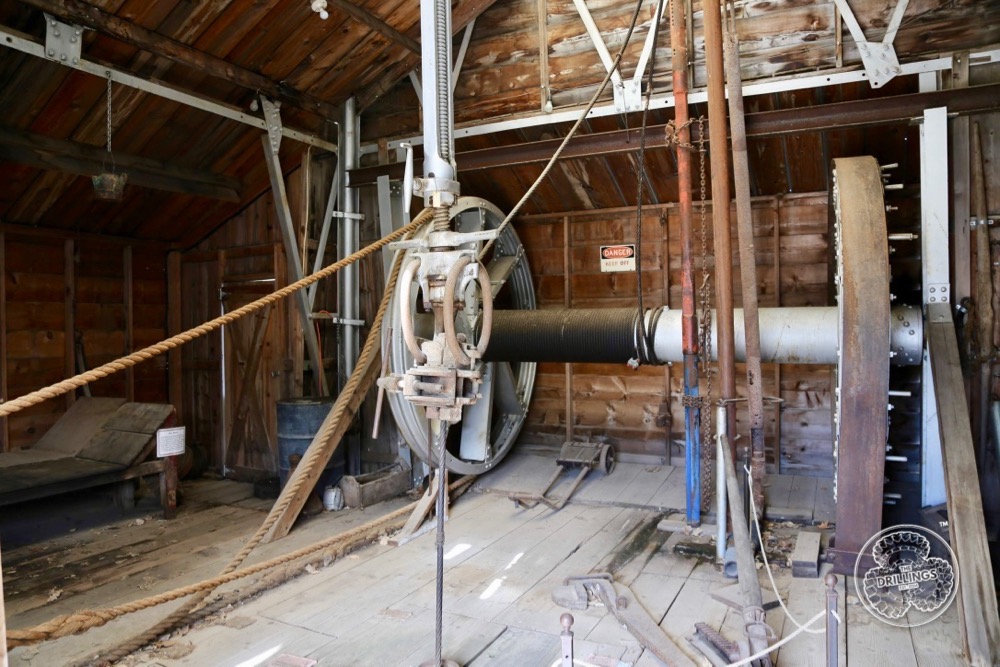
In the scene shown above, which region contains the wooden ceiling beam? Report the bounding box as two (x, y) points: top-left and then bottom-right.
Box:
(355, 0), (499, 111)
(17, 0), (340, 119)
(326, 0), (420, 55)
(0, 126), (243, 202)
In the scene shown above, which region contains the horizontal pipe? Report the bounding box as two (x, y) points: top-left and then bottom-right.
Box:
(655, 307), (839, 364)
(486, 306), (922, 366)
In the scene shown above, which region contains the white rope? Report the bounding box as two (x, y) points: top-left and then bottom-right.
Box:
(745, 465), (827, 634)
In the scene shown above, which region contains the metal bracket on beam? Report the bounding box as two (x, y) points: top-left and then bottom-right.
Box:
(331, 211), (365, 220)
(43, 14), (83, 65)
(571, 0), (665, 112)
(260, 96), (283, 155)
(832, 0), (909, 88)
(310, 312), (365, 326)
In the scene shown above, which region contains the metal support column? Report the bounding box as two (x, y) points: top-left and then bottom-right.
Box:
(921, 107), (949, 507)
(340, 98), (360, 384)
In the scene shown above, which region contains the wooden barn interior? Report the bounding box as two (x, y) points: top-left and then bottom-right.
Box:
(0, 0), (999, 665)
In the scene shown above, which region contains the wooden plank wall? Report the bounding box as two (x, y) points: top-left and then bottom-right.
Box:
(516, 192), (835, 477)
(1, 230), (168, 451)
(180, 158), (338, 475)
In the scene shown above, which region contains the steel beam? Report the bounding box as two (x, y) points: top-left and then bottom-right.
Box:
(358, 48), (1000, 156)
(348, 83), (1000, 186)
(0, 25), (338, 154)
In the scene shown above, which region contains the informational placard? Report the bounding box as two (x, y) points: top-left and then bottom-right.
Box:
(156, 426), (186, 458)
(599, 244), (636, 273)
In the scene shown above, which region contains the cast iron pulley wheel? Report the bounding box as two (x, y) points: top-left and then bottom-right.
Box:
(384, 197), (537, 475)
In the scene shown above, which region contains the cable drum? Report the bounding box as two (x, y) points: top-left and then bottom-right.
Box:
(485, 308), (643, 364)
(485, 307), (666, 366)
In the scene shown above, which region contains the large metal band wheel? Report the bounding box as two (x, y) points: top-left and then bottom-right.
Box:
(384, 197), (537, 474)
(830, 156), (892, 571)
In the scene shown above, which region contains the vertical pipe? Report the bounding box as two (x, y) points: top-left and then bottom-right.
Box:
(672, 0), (700, 525)
(724, 8), (767, 512)
(703, 0), (737, 444)
(825, 574), (840, 667)
(341, 98), (359, 383)
(716, 404), (728, 563)
(564, 217), (574, 443)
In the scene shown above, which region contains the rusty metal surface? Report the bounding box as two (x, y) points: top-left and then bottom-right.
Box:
(830, 156), (891, 574)
(702, 0), (738, 447)
(724, 13), (768, 514)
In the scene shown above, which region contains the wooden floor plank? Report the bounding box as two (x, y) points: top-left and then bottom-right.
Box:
(447, 505), (624, 622)
(573, 462), (643, 505)
(618, 465), (675, 507)
(907, 603), (965, 666)
(814, 477), (836, 525)
(264, 493), (535, 635)
(494, 507), (646, 639)
(467, 626), (560, 666)
(141, 616), (337, 667)
(846, 579), (919, 667)
(765, 474), (793, 508)
(787, 475), (818, 514)
(396, 612), (509, 666)
(397, 502), (594, 612)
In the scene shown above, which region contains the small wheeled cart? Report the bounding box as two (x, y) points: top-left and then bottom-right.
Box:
(508, 441), (615, 511)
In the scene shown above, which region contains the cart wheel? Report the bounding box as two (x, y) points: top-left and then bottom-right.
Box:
(600, 445), (616, 475)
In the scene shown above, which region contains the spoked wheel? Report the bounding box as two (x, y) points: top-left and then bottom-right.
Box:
(383, 197), (537, 475)
(600, 445), (616, 475)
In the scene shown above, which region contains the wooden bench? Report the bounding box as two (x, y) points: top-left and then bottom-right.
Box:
(0, 398), (179, 518)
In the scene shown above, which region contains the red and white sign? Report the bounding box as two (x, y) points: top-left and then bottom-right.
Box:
(599, 244), (636, 273)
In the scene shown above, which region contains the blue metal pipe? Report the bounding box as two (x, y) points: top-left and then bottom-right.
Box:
(684, 353), (701, 525)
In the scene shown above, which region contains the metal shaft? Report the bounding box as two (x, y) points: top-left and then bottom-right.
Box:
(434, 421), (446, 665)
(723, 6), (767, 514)
(703, 0), (737, 444)
(825, 574), (839, 667)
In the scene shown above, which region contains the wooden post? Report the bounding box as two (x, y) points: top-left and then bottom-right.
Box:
(124, 245), (134, 402)
(167, 251), (183, 421)
(64, 239), (75, 409)
(563, 217), (573, 443)
(927, 303), (1000, 666)
(160, 455), (178, 520)
(0, 538), (7, 667)
(0, 232), (7, 453)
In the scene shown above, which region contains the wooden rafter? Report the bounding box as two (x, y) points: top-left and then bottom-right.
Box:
(356, 0), (499, 111)
(16, 0), (340, 119)
(0, 126), (242, 202)
(327, 0), (420, 54)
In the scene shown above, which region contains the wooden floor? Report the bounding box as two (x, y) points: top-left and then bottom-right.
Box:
(3, 451), (965, 667)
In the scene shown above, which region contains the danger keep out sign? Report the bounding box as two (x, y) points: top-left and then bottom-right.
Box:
(599, 244), (636, 273)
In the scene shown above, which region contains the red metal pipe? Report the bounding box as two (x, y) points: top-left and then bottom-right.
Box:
(672, 0), (695, 357)
(702, 0), (737, 440)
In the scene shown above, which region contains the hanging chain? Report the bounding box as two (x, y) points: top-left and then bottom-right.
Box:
(695, 115), (714, 505)
(104, 71), (116, 173)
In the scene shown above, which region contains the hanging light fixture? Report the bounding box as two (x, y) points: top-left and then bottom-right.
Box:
(92, 70), (127, 201)
(310, 0), (329, 19)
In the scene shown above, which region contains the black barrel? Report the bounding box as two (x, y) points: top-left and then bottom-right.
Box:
(276, 398), (346, 491)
